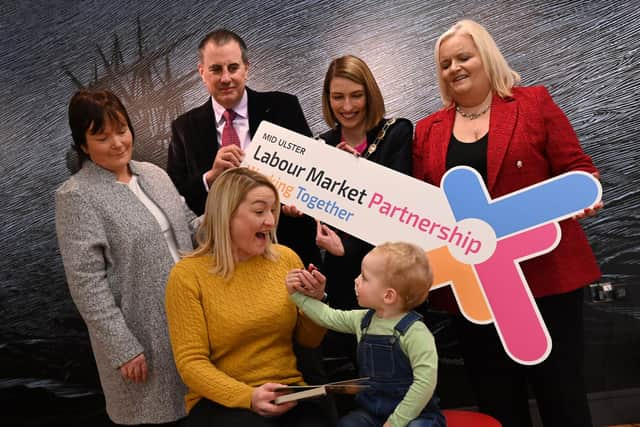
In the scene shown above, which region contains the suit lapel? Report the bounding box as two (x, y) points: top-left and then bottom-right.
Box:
(487, 95), (517, 192)
(322, 128), (341, 146)
(432, 108), (455, 186)
(194, 98), (218, 164)
(247, 87), (269, 137)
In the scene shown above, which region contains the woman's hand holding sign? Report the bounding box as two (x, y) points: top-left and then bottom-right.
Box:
(315, 220), (344, 256)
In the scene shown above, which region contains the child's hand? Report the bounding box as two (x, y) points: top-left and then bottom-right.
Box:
(382, 422), (392, 427)
(285, 265), (327, 300)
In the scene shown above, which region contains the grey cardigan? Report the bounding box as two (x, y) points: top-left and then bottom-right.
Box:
(55, 160), (196, 424)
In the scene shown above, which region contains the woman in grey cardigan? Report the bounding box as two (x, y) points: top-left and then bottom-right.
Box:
(55, 90), (196, 426)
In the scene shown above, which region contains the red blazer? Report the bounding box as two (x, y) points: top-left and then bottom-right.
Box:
(413, 86), (601, 301)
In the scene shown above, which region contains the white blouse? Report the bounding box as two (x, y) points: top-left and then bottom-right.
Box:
(125, 175), (181, 263)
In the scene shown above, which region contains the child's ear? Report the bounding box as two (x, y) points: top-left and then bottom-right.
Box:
(383, 288), (398, 304)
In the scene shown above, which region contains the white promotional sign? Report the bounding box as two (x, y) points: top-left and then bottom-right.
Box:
(243, 121), (496, 265)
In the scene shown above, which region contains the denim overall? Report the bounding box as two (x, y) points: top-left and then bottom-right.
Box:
(338, 310), (445, 427)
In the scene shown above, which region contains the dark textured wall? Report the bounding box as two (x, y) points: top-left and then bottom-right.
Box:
(1, 0), (638, 424)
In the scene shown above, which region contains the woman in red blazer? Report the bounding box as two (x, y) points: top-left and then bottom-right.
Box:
(413, 20), (602, 427)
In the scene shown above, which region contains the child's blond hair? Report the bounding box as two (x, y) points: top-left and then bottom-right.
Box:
(371, 242), (433, 310)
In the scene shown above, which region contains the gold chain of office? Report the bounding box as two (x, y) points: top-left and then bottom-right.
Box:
(363, 118), (397, 159)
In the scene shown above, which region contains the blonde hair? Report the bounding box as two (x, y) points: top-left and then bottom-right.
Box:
(435, 19), (521, 107)
(322, 55), (385, 131)
(188, 168), (280, 279)
(371, 242), (433, 310)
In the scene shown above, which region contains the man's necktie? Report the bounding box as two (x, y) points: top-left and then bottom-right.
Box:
(222, 109), (241, 147)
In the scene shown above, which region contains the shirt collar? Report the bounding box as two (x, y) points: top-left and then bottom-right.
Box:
(211, 89), (248, 125)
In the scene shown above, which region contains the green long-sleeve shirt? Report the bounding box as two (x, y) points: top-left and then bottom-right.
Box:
(291, 292), (438, 427)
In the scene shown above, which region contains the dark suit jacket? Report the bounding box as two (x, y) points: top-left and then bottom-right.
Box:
(168, 87), (321, 266)
(319, 118), (413, 310)
(413, 86), (600, 300)
(319, 118), (413, 175)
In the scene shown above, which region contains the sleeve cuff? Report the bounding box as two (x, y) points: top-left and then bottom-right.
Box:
(202, 172), (210, 192)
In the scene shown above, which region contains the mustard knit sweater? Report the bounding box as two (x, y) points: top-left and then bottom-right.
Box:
(165, 244), (326, 412)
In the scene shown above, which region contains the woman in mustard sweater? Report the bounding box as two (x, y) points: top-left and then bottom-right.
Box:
(165, 167), (332, 427)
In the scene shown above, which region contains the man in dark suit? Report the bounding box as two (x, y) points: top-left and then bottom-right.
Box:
(168, 29), (321, 267)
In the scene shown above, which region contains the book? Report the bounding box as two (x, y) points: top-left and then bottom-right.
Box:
(274, 377), (369, 405)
